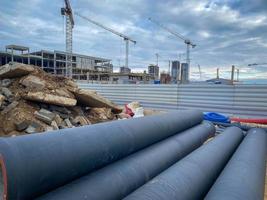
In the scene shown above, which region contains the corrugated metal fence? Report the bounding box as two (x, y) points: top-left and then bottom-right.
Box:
(78, 83), (267, 117)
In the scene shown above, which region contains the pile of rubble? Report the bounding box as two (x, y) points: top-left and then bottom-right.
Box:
(0, 62), (122, 136)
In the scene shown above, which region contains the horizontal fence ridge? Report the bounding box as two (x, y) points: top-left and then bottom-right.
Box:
(78, 83), (267, 118)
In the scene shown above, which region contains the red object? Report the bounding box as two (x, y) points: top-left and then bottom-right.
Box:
(231, 117), (267, 124)
(125, 105), (134, 117)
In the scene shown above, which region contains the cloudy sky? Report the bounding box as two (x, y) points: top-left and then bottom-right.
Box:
(1, 0), (267, 80)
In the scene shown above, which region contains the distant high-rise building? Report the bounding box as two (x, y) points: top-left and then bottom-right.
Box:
(171, 61), (180, 83)
(181, 63), (189, 83)
(148, 64), (159, 79)
(120, 66), (131, 74)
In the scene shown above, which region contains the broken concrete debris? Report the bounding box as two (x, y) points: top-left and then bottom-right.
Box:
(25, 122), (41, 134)
(54, 114), (63, 125)
(72, 116), (91, 126)
(0, 94), (5, 107)
(0, 62), (35, 78)
(24, 92), (77, 107)
(34, 109), (55, 125)
(1, 79), (12, 87)
(15, 120), (30, 131)
(1, 87), (13, 99)
(0, 62), (125, 136)
(20, 75), (46, 90)
(73, 89), (122, 113)
(51, 121), (59, 130)
(2, 101), (19, 114)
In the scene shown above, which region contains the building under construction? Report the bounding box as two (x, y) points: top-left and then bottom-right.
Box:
(0, 44), (113, 80)
(0, 45), (154, 83)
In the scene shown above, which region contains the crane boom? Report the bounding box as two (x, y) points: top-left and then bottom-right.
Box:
(148, 18), (195, 47)
(75, 12), (136, 44)
(148, 17), (196, 82)
(75, 12), (136, 68)
(248, 63), (267, 66)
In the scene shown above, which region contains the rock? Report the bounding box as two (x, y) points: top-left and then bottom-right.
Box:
(65, 86), (78, 93)
(73, 89), (122, 113)
(1, 79), (12, 87)
(0, 62), (35, 79)
(51, 121), (59, 130)
(15, 120), (30, 131)
(53, 111), (69, 119)
(1, 101), (19, 114)
(25, 126), (36, 134)
(3, 122), (16, 134)
(0, 94), (5, 106)
(87, 107), (115, 123)
(1, 87), (13, 99)
(55, 88), (73, 98)
(25, 122), (41, 134)
(24, 92), (77, 107)
(49, 105), (71, 114)
(72, 116), (91, 126)
(39, 103), (49, 109)
(68, 106), (85, 116)
(20, 75), (46, 90)
(40, 108), (56, 118)
(34, 109), (55, 125)
(54, 114), (63, 125)
(64, 118), (73, 128)
(45, 126), (54, 132)
(58, 122), (67, 129)
(65, 79), (78, 88)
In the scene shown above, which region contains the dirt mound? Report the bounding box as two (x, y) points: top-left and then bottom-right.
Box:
(0, 62), (122, 136)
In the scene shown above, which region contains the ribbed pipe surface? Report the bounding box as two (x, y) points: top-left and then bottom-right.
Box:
(205, 128), (267, 200)
(0, 110), (202, 200)
(124, 126), (243, 200)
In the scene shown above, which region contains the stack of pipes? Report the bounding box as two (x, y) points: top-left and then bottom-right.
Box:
(0, 110), (266, 200)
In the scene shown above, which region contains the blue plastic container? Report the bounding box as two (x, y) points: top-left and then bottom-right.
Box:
(204, 112), (230, 123)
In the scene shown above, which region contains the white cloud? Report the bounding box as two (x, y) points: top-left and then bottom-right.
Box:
(0, 0), (267, 80)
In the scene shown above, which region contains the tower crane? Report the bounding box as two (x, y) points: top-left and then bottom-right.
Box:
(61, 0), (74, 77)
(75, 12), (136, 69)
(148, 17), (196, 76)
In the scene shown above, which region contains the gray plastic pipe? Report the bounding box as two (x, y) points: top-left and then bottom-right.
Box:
(205, 128), (267, 200)
(0, 110), (202, 200)
(124, 126), (244, 200)
(38, 122), (215, 200)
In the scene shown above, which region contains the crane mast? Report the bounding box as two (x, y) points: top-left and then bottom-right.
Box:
(61, 0), (74, 78)
(75, 12), (136, 69)
(148, 17), (196, 78)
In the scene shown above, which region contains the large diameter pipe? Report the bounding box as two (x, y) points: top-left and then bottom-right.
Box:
(124, 126), (244, 200)
(0, 110), (202, 200)
(38, 122), (215, 200)
(205, 128), (267, 200)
